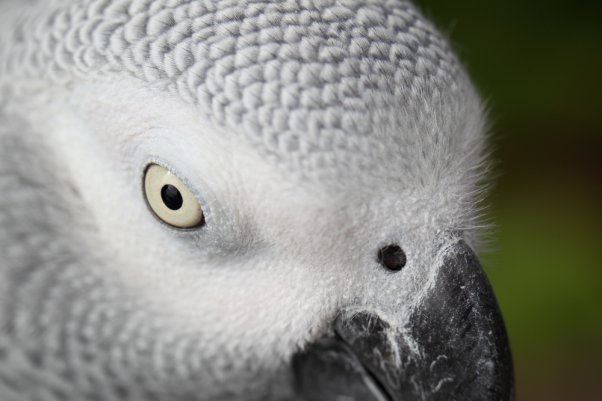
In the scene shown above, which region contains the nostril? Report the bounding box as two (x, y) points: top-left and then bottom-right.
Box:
(377, 245), (407, 271)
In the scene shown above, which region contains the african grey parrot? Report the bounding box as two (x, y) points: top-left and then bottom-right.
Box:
(0, 0), (513, 400)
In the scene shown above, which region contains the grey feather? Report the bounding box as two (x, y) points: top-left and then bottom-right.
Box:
(0, 1), (493, 400)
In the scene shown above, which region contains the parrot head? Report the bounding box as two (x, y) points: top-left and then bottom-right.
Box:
(0, 0), (513, 400)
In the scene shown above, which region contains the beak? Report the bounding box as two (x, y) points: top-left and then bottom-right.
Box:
(292, 241), (514, 401)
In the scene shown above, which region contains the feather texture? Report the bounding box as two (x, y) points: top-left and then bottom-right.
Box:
(0, 1), (492, 400)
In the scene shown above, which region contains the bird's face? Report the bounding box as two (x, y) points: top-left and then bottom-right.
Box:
(45, 75), (447, 352)
(19, 75), (511, 400)
(0, 1), (513, 400)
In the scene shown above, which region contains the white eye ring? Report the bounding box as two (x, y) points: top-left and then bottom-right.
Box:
(143, 164), (204, 229)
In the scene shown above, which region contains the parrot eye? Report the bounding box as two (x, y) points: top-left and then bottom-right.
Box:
(377, 244), (407, 271)
(143, 164), (204, 229)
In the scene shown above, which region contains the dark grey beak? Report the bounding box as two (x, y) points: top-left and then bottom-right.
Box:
(292, 241), (514, 401)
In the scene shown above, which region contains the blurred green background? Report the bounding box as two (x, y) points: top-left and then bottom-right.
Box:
(413, 0), (602, 399)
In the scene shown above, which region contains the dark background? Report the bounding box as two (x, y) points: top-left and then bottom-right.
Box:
(412, 0), (602, 400)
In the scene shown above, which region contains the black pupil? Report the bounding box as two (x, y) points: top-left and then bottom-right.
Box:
(160, 184), (183, 210)
(377, 245), (407, 271)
